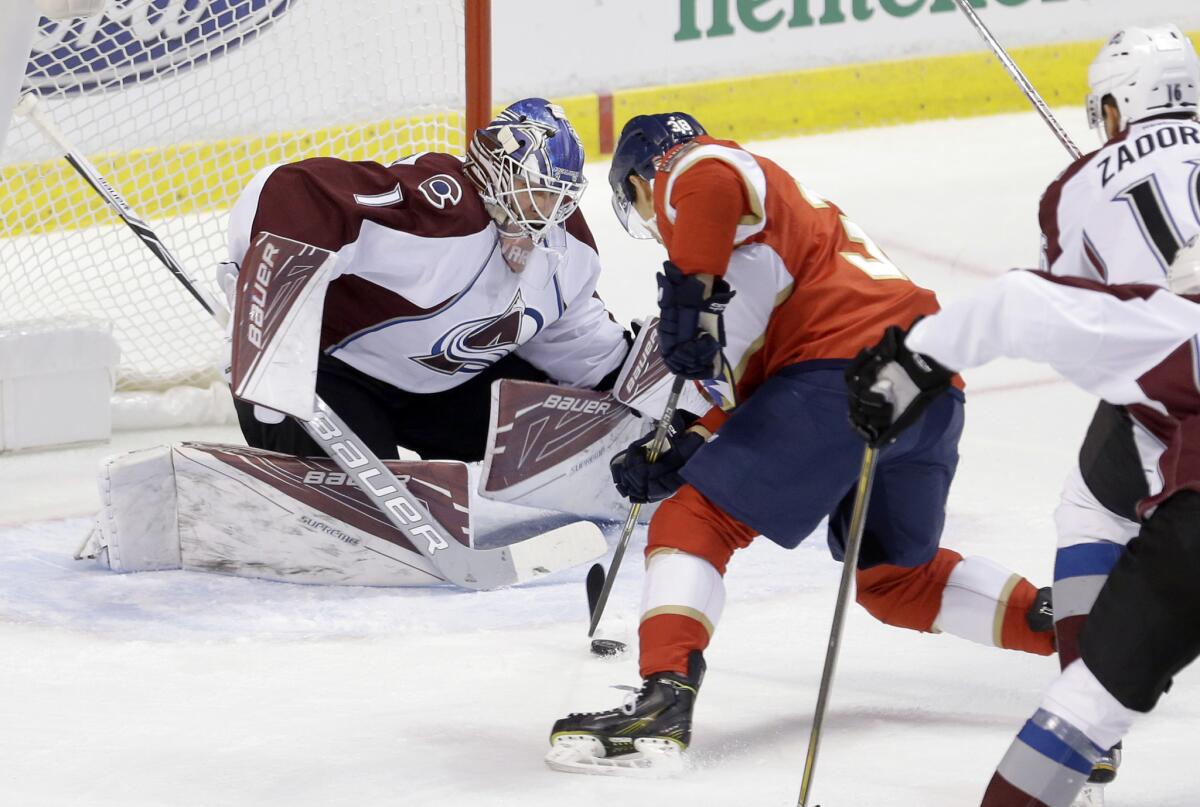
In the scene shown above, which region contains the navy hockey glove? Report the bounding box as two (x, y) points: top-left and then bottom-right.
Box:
(656, 261), (736, 380)
(610, 411), (704, 504)
(844, 324), (954, 447)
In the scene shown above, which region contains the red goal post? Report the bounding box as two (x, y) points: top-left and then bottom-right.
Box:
(0, 0), (492, 422)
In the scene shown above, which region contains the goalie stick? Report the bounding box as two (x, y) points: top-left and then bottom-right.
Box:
(18, 93), (604, 590)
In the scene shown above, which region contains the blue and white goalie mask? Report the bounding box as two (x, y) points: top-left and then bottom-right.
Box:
(464, 98), (588, 244)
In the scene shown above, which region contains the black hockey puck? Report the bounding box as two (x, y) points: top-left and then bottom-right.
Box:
(590, 638), (627, 657)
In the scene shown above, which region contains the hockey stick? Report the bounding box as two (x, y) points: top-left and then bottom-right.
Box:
(952, 0), (1082, 160)
(18, 93), (604, 591)
(797, 445), (879, 807)
(14, 94), (229, 323)
(587, 374), (687, 640)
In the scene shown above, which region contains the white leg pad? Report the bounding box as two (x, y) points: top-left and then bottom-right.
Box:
(87, 442), (476, 586)
(640, 550), (726, 635)
(93, 445), (182, 572)
(933, 556), (1020, 648)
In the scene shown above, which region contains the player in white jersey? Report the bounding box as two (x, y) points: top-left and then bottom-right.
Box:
(1020, 25), (1200, 791)
(845, 249), (1200, 806)
(223, 97), (629, 461)
(842, 26), (1200, 806)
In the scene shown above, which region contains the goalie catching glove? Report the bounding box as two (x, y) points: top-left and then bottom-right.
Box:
(656, 261), (735, 379)
(844, 324), (955, 447)
(610, 410), (705, 504)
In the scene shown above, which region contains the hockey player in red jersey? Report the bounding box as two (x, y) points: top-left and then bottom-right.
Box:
(222, 98), (630, 462)
(545, 113), (1055, 774)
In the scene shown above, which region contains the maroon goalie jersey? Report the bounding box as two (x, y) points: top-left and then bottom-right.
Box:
(907, 269), (1200, 517)
(226, 152), (627, 394)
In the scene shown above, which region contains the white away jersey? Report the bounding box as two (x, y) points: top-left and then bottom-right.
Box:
(907, 270), (1200, 515)
(226, 153), (626, 394)
(1040, 117), (1200, 286)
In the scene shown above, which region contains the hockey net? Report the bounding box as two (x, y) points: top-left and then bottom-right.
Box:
(0, 0), (477, 421)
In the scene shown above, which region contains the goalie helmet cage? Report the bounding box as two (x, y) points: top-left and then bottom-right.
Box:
(0, 0), (491, 404)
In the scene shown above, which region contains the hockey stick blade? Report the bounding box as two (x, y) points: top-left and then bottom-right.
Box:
(586, 562), (605, 619)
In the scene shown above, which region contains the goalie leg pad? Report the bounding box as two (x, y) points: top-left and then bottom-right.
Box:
(91, 445), (182, 572)
(89, 442), (476, 586)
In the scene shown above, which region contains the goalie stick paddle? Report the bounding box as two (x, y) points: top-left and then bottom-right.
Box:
(587, 375), (687, 640)
(797, 445), (879, 807)
(23, 94), (605, 591)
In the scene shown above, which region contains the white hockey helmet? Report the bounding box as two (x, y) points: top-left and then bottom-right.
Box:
(1087, 25), (1199, 139)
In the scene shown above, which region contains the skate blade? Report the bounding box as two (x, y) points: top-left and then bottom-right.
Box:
(544, 736), (687, 778)
(1071, 784), (1105, 807)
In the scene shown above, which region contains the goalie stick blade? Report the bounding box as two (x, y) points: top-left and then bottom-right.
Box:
(505, 521), (607, 586)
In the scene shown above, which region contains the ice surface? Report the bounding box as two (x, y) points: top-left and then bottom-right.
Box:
(2, 110), (1198, 807)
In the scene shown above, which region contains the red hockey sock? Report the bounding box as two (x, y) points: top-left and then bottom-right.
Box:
(639, 612), (711, 678)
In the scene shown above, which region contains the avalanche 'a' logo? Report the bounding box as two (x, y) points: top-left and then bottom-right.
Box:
(411, 292), (545, 375)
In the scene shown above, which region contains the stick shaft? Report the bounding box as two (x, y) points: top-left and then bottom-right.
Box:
(15, 93), (229, 324)
(952, 0), (1082, 160)
(588, 374), (687, 637)
(797, 446), (879, 807)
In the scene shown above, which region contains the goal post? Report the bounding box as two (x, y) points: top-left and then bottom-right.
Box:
(465, 0), (491, 135)
(0, 0), (490, 421)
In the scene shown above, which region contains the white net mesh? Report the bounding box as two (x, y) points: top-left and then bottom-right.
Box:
(0, 0), (466, 392)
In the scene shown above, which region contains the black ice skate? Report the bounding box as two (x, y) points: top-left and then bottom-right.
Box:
(1088, 742), (1120, 784)
(545, 651), (705, 776)
(1071, 743), (1121, 806)
(1026, 586), (1055, 634)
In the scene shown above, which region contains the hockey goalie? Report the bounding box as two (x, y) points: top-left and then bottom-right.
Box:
(78, 98), (705, 588)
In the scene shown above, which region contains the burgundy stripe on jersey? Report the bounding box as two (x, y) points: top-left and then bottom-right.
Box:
(1026, 269), (1163, 301)
(248, 153), (491, 256)
(1135, 338), (1200, 415)
(1038, 147), (1099, 269)
(1131, 340), (1200, 514)
(1082, 233), (1109, 281)
(320, 274), (456, 351)
(565, 207), (598, 254)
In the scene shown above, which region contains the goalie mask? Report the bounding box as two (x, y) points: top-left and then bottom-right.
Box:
(463, 98), (587, 245)
(1087, 25), (1199, 140)
(609, 112), (706, 240)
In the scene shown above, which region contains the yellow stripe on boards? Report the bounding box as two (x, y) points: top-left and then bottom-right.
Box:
(1, 112), (463, 237)
(7, 32), (1199, 236)
(609, 36), (1199, 143)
